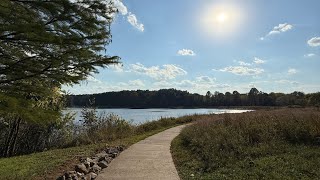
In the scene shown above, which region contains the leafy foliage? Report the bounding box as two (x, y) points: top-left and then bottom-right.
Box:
(0, 0), (119, 90)
(0, 0), (120, 157)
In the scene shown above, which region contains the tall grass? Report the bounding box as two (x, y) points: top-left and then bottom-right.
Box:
(65, 108), (197, 147)
(172, 108), (320, 179)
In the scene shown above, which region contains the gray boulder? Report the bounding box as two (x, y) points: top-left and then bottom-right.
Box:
(97, 161), (108, 168)
(90, 164), (102, 174)
(75, 164), (89, 174)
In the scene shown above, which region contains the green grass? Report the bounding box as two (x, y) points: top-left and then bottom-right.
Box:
(171, 108), (320, 180)
(0, 114), (198, 180)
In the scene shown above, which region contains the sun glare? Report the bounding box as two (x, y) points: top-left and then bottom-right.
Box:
(216, 13), (228, 23)
(201, 3), (245, 38)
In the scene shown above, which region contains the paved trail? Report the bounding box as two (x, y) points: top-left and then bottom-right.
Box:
(97, 125), (186, 180)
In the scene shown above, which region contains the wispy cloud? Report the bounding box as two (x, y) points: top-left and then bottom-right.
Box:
(261, 23), (293, 40)
(127, 12), (144, 32)
(196, 76), (216, 83)
(304, 53), (316, 58)
(253, 57), (266, 64)
(307, 37), (320, 47)
(153, 76), (229, 94)
(275, 79), (299, 85)
(112, 0), (128, 15)
(238, 61), (251, 66)
(109, 64), (124, 72)
(235, 57), (266, 66)
(177, 49), (196, 56)
(130, 63), (187, 80)
(129, 79), (145, 87)
(106, 0), (144, 32)
(288, 68), (298, 75)
(216, 66), (264, 76)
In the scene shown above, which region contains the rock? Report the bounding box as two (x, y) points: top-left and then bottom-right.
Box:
(102, 156), (113, 164)
(110, 152), (118, 158)
(84, 161), (90, 169)
(80, 157), (93, 163)
(89, 164), (101, 174)
(89, 161), (97, 167)
(57, 146), (125, 179)
(75, 164), (89, 174)
(89, 172), (98, 179)
(57, 175), (66, 180)
(76, 172), (84, 177)
(65, 171), (77, 179)
(117, 146), (124, 152)
(71, 172), (78, 180)
(91, 157), (99, 162)
(97, 161), (108, 168)
(96, 152), (108, 159)
(105, 147), (119, 154)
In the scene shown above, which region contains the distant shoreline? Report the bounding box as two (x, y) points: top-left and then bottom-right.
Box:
(66, 106), (281, 110)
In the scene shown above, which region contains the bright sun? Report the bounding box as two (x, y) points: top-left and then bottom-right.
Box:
(216, 13), (228, 23)
(201, 3), (245, 38)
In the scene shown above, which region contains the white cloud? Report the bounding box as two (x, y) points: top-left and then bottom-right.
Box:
(153, 76), (229, 95)
(177, 49), (196, 56)
(128, 79), (145, 87)
(261, 23), (293, 40)
(104, 0), (144, 32)
(109, 64), (124, 72)
(304, 53), (315, 58)
(112, 0), (128, 15)
(86, 76), (102, 84)
(127, 12), (144, 32)
(275, 80), (299, 85)
(307, 37), (320, 47)
(268, 23), (293, 35)
(238, 61), (251, 66)
(130, 63), (187, 80)
(216, 66), (264, 76)
(288, 68), (298, 75)
(253, 57), (266, 64)
(196, 76), (216, 83)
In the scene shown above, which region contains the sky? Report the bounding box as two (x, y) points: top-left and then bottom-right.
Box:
(63, 0), (320, 95)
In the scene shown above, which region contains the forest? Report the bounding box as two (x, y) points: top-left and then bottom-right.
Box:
(68, 88), (320, 108)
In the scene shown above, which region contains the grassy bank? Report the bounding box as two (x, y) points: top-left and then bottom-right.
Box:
(0, 114), (198, 179)
(171, 108), (320, 180)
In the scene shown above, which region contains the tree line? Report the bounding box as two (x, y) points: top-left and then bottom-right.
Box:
(67, 88), (320, 108)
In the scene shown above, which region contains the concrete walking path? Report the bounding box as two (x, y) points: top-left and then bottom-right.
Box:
(96, 125), (186, 180)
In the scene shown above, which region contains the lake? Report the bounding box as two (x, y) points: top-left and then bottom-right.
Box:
(64, 108), (251, 124)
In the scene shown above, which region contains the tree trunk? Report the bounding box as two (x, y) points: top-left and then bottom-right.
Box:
(2, 117), (21, 157)
(8, 117), (21, 157)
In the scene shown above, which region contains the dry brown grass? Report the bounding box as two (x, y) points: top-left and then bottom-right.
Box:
(172, 108), (320, 179)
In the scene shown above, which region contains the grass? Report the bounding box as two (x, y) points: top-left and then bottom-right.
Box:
(0, 114), (198, 180)
(171, 108), (320, 180)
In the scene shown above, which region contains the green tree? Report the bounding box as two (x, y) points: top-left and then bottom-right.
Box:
(0, 0), (119, 93)
(0, 0), (120, 157)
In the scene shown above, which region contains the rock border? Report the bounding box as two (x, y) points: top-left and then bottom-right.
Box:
(57, 146), (124, 180)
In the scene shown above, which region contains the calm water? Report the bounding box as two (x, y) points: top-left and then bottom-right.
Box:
(63, 108), (251, 124)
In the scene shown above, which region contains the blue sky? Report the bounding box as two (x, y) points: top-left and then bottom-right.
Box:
(63, 0), (320, 95)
